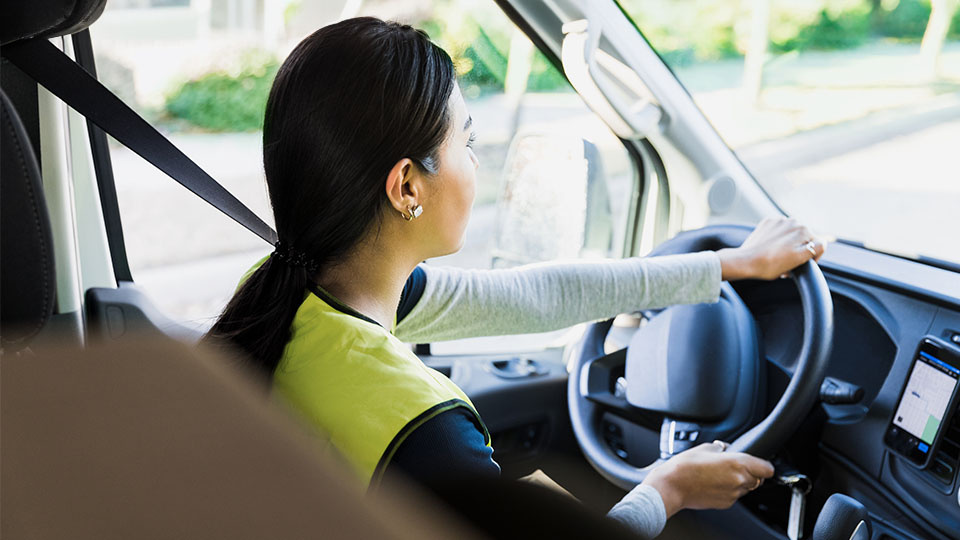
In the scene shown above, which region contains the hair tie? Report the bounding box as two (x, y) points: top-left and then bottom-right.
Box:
(272, 240), (318, 273)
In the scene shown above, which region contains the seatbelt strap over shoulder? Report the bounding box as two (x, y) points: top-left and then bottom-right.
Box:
(1, 38), (278, 246)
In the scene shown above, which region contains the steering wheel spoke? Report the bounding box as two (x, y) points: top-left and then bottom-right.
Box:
(658, 418), (705, 458)
(580, 348), (665, 427)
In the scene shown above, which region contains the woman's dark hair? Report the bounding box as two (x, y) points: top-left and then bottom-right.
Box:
(203, 17), (455, 379)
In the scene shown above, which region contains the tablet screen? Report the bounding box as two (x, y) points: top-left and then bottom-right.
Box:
(892, 350), (960, 451)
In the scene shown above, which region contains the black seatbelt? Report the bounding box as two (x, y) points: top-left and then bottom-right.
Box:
(1, 38), (278, 246)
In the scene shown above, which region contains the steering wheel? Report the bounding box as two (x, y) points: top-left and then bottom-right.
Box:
(567, 225), (834, 490)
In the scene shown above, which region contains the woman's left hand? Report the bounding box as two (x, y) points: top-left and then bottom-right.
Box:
(717, 217), (826, 281)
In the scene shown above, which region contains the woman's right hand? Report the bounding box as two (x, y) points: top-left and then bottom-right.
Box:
(717, 217), (827, 281)
(641, 441), (774, 518)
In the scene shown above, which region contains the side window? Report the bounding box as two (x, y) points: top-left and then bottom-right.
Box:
(92, 1), (640, 344)
(93, 2), (279, 332)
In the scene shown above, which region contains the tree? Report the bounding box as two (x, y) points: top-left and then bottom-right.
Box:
(920, 0), (960, 78)
(742, 0), (770, 104)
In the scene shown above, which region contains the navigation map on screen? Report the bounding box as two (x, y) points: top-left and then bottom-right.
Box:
(893, 352), (960, 445)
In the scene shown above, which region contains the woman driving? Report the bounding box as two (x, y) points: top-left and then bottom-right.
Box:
(205, 16), (825, 539)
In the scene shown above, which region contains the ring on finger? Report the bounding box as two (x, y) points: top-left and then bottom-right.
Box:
(803, 240), (817, 257)
(752, 477), (763, 490)
(712, 440), (729, 452)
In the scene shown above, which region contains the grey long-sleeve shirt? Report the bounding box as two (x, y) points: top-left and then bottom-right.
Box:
(392, 251), (723, 538)
(395, 251), (721, 343)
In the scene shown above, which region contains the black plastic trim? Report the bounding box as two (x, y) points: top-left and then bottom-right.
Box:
(820, 261), (960, 311)
(819, 444), (954, 540)
(493, 1), (562, 74)
(835, 238), (960, 276)
(84, 282), (202, 343)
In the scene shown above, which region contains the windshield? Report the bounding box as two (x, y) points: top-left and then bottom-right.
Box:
(617, 0), (960, 266)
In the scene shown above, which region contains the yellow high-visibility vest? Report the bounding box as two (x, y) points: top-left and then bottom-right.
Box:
(272, 284), (490, 488)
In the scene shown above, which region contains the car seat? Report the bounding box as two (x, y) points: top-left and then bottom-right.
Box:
(0, 81), (56, 354)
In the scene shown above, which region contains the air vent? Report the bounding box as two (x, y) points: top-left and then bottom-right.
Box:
(929, 405), (960, 485)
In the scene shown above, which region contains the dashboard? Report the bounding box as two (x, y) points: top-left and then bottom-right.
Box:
(733, 242), (960, 540)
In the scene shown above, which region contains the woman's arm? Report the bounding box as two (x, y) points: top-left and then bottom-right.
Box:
(384, 407), (500, 490)
(395, 218), (825, 343)
(606, 483), (668, 539)
(394, 252), (721, 343)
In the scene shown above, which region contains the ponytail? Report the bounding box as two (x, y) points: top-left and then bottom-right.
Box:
(203, 255), (310, 379)
(202, 17), (455, 380)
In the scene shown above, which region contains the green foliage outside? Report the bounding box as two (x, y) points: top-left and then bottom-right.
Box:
(771, 7), (872, 53)
(771, 0), (960, 52)
(164, 52), (278, 132)
(526, 52), (569, 92)
(620, 0), (960, 64)
(164, 0), (960, 132)
(448, 32), (565, 96)
(878, 0), (938, 37)
(456, 25), (509, 93)
(420, 8), (569, 97)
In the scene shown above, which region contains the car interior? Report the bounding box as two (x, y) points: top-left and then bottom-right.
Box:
(2, 1), (959, 539)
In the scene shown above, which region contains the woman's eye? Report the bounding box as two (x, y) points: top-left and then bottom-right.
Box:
(466, 132), (477, 149)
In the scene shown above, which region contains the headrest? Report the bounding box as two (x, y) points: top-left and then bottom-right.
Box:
(1, 0), (107, 46)
(1, 89), (56, 353)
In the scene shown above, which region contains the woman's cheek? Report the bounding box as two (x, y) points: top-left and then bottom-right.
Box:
(467, 173), (477, 207)
(465, 158), (478, 205)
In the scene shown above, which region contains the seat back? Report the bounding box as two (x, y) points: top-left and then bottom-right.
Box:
(1, 0), (111, 353)
(1, 335), (482, 539)
(0, 88), (56, 354)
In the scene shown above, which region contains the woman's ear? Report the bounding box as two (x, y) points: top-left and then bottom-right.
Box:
(384, 158), (422, 216)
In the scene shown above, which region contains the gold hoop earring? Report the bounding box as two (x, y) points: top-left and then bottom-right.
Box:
(402, 204), (422, 221)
